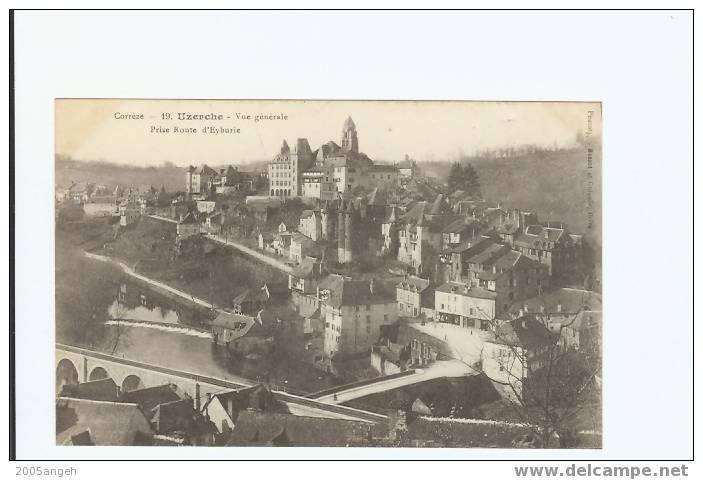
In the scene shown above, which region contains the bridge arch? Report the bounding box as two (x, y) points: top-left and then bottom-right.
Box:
(56, 358), (79, 394)
(121, 374), (145, 393)
(89, 366), (110, 381)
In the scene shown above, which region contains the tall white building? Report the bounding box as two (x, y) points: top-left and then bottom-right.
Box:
(269, 117), (399, 199)
(268, 139), (314, 198)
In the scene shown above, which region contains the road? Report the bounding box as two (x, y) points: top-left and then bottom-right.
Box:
(84, 251), (223, 312)
(57, 343), (385, 423)
(146, 214), (294, 275)
(316, 360), (477, 405)
(208, 234), (294, 274)
(147, 214), (178, 224)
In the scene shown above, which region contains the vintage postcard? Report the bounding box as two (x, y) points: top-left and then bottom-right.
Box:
(54, 99), (602, 448)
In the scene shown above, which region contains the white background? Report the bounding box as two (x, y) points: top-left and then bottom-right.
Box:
(6, 6), (696, 469)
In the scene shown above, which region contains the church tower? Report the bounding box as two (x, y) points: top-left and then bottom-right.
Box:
(341, 116), (358, 153)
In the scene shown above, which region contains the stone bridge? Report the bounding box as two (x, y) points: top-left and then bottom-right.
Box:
(56, 343), (385, 423)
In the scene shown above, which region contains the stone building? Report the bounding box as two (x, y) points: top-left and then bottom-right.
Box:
(270, 117), (399, 199)
(268, 139), (314, 198)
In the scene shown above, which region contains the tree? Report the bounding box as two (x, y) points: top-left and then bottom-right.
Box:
(446, 162), (463, 192)
(461, 163), (481, 198)
(477, 305), (601, 448)
(446, 161), (481, 199)
(433, 298), (601, 448)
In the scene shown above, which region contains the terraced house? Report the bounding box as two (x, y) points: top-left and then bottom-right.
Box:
(317, 275), (397, 358)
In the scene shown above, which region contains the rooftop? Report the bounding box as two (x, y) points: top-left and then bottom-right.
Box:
(317, 275), (394, 308)
(436, 283), (497, 300)
(507, 288), (602, 317)
(56, 398), (154, 446)
(122, 384), (182, 414)
(396, 275), (432, 293)
(491, 316), (555, 350)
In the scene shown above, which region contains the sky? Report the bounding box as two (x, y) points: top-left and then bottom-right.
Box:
(55, 99), (601, 167)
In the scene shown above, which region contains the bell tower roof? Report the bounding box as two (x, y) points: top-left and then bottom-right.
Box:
(341, 116), (359, 153)
(343, 116), (356, 131)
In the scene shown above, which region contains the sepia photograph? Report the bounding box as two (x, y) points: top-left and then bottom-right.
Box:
(53, 99), (602, 448)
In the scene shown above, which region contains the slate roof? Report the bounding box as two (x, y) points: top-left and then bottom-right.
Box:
(212, 311), (267, 339)
(514, 225), (568, 248)
(56, 398), (155, 446)
(477, 253), (544, 281)
(507, 288), (602, 317)
(122, 384), (182, 414)
(258, 231), (274, 242)
(60, 378), (120, 402)
(491, 316), (554, 350)
(436, 283), (497, 300)
(466, 242), (510, 265)
(197, 165), (218, 176)
(179, 211), (198, 224)
(203, 385), (289, 419)
(317, 275), (394, 308)
(440, 235), (494, 254)
(441, 217), (482, 234)
(226, 411), (370, 447)
(290, 256), (324, 279)
(396, 275), (431, 293)
(151, 398), (218, 437)
(291, 232), (317, 250)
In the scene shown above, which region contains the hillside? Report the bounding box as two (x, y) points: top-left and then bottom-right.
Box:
(419, 148), (602, 241)
(55, 156), (268, 192)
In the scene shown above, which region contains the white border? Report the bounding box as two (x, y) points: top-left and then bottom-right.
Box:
(10, 9), (694, 461)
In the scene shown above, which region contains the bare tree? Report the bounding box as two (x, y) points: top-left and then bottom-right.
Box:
(433, 294), (601, 448)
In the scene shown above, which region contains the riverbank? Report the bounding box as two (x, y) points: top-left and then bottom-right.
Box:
(85, 251), (224, 312)
(94, 216), (285, 309)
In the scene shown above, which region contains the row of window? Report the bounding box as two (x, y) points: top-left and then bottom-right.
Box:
(272, 172), (293, 178)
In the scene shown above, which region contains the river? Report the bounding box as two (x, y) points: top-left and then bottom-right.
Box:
(98, 281), (337, 394)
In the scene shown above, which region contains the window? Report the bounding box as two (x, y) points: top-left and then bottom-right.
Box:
(383, 314), (388, 321)
(355, 306), (360, 312)
(366, 305), (370, 311)
(366, 315), (371, 323)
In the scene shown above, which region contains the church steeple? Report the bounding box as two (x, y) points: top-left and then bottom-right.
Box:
(341, 116), (358, 153)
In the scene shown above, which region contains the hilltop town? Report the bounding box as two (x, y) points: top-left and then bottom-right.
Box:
(54, 116), (602, 448)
